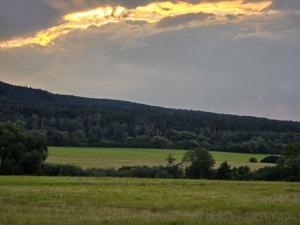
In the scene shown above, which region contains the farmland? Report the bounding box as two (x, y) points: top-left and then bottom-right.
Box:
(0, 176), (299, 225)
(48, 147), (272, 170)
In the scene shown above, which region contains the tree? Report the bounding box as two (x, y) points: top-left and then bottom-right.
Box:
(150, 136), (171, 149)
(277, 142), (300, 181)
(217, 161), (232, 179)
(183, 148), (215, 179)
(166, 154), (176, 166)
(0, 122), (48, 174)
(282, 142), (300, 158)
(180, 140), (199, 149)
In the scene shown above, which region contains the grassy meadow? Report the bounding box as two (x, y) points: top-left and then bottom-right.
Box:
(48, 147), (272, 170)
(0, 176), (299, 225)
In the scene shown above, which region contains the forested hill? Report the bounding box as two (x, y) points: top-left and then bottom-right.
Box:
(1, 81), (300, 154)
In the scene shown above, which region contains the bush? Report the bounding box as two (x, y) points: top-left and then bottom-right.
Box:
(118, 165), (184, 179)
(231, 166), (252, 180)
(254, 166), (286, 181)
(249, 157), (258, 163)
(41, 164), (86, 176)
(260, 155), (280, 164)
(41, 164), (184, 179)
(216, 161), (232, 179)
(41, 163), (116, 177)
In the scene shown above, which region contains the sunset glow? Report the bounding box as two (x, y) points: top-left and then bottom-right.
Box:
(0, 0), (272, 49)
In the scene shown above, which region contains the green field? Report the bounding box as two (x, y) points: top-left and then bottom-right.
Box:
(48, 147), (272, 170)
(0, 176), (299, 225)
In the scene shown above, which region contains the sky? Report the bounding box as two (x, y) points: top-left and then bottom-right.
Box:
(0, 0), (299, 121)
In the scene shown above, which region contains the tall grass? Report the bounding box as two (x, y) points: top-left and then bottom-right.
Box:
(0, 176), (299, 225)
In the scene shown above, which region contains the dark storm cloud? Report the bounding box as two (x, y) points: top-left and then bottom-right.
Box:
(271, 0), (300, 10)
(0, 0), (60, 40)
(244, 0), (300, 10)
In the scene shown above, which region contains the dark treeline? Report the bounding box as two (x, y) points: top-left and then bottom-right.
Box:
(41, 146), (300, 181)
(1, 122), (299, 181)
(22, 144), (298, 182)
(1, 81), (300, 154)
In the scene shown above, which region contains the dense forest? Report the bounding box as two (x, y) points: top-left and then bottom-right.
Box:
(1, 122), (299, 181)
(1, 81), (300, 154)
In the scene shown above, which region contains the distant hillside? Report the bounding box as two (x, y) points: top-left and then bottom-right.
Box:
(1, 81), (300, 154)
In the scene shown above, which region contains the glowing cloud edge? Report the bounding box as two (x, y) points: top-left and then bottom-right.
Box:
(0, 0), (272, 49)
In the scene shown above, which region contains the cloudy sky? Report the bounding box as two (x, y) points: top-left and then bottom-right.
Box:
(0, 0), (299, 121)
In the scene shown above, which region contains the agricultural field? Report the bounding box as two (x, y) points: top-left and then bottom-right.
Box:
(0, 176), (299, 225)
(48, 147), (272, 170)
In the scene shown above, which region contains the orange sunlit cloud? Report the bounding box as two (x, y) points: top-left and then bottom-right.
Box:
(0, 0), (272, 49)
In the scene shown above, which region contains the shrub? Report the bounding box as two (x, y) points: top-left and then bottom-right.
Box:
(231, 166), (252, 180)
(249, 157), (258, 163)
(254, 166), (286, 181)
(117, 165), (184, 179)
(41, 164), (86, 176)
(216, 161), (232, 179)
(260, 155), (280, 164)
(41, 163), (116, 177)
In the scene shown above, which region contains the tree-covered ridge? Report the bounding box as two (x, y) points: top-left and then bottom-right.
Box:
(1, 81), (300, 154)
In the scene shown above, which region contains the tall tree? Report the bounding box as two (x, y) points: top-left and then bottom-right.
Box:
(0, 122), (48, 174)
(183, 148), (215, 179)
